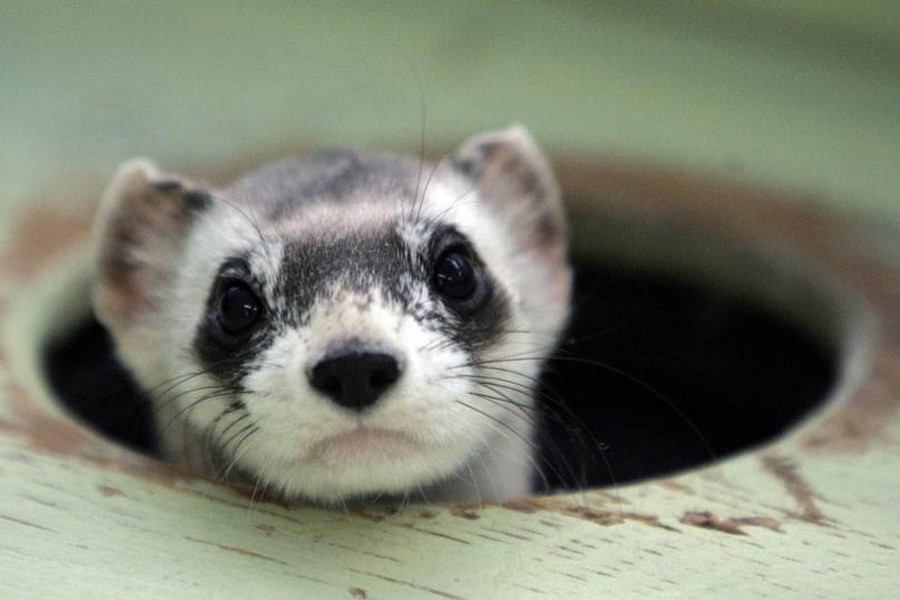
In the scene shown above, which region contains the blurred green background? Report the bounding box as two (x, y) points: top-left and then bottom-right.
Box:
(2, 1), (898, 221)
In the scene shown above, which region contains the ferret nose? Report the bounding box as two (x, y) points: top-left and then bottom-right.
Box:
(309, 351), (401, 411)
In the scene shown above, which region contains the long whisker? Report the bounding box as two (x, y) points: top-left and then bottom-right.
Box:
(455, 395), (556, 494)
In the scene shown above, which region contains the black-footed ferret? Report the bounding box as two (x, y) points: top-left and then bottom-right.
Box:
(92, 125), (572, 503)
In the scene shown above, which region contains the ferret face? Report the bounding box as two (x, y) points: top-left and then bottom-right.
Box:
(93, 126), (571, 503)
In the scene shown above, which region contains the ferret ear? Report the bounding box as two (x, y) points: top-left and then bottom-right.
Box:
(92, 158), (211, 332)
(450, 125), (566, 251)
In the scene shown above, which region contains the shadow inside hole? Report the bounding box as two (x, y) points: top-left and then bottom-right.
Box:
(42, 257), (835, 491)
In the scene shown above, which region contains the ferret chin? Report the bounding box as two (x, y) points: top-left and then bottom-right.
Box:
(91, 125), (572, 504)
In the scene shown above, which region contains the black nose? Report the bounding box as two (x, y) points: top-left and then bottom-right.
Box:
(309, 351), (401, 411)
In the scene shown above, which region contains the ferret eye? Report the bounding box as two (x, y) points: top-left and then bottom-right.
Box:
(433, 250), (478, 301)
(217, 283), (263, 335)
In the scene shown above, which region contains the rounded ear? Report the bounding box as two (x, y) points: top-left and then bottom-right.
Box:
(449, 125), (566, 252)
(92, 159), (211, 333)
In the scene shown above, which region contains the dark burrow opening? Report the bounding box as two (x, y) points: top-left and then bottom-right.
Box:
(43, 257), (835, 493)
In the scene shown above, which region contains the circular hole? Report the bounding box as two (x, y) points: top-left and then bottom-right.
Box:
(536, 257), (834, 490)
(41, 208), (838, 495)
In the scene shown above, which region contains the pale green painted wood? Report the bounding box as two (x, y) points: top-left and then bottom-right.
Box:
(1, 1), (899, 221)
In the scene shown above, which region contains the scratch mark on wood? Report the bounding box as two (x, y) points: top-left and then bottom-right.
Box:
(485, 528), (531, 541)
(1, 514), (58, 533)
(346, 568), (465, 600)
(19, 494), (57, 508)
(402, 524), (471, 545)
(552, 569), (588, 582)
(183, 535), (289, 566)
(321, 540), (401, 563)
(511, 583), (548, 595)
(539, 519), (562, 528)
(472, 532), (508, 543)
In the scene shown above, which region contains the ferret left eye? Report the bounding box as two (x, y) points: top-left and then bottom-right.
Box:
(217, 283), (263, 335)
(433, 250), (478, 301)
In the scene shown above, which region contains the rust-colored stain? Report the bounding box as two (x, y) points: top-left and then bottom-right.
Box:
(425, 495), (680, 532)
(657, 480), (694, 493)
(566, 506), (680, 532)
(347, 507), (388, 522)
(762, 455), (829, 525)
(97, 485), (124, 498)
(503, 496), (679, 532)
(448, 504), (481, 520)
(804, 353), (900, 453)
(499, 499), (544, 514)
(2, 376), (198, 497)
(6, 382), (96, 457)
(4, 205), (93, 280)
(680, 511), (782, 536)
(229, 483), (296, 509)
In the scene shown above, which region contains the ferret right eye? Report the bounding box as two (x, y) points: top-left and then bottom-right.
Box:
(217, 283), (263, 336)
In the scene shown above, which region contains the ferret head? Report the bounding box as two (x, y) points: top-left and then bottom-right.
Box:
(93, 126), (571, 503)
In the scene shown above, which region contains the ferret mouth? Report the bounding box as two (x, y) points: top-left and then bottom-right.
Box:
(310, 427), (421, 464)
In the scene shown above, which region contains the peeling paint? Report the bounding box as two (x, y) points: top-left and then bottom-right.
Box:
(680, 511), (782, 536)
(761, 455), (829, 525)
(503, 497), (680, 532)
